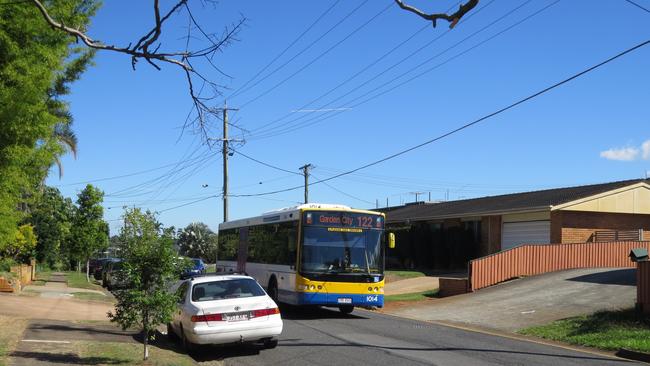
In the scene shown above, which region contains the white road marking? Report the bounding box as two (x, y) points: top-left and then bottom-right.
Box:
(21, 339), (71, 344)
(521, 310), (536, 314)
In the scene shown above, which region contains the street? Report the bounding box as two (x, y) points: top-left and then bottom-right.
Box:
(203, 306), (635, 366)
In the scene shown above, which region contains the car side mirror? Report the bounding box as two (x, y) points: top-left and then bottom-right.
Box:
(388, 233), (396, 249)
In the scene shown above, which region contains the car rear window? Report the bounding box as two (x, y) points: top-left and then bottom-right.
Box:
(191, 279), (266, 302)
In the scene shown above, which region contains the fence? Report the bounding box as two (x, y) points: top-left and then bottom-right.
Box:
(594, 230), (644, 242)
(469, 241), (650, 291)
(638, 260), (650, 315)
(0, 261), (35, 293)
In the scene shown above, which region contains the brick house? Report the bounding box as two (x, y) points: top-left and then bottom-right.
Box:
(383, 179), (650, 270)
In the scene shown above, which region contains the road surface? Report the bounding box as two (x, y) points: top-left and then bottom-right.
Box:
(195, 306), (636, 366)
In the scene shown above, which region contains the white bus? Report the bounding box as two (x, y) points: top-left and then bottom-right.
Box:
(217, 203), (394, 314)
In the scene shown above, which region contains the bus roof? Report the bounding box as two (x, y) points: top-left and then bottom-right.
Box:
(218, 203), (384, 231)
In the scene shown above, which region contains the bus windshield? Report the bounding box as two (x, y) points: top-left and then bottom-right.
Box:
(301, 227), (383, 274)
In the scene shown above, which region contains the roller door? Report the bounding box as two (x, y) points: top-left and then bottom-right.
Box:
(501, 221), (550, 250)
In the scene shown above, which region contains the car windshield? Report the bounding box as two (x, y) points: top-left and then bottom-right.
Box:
(191, 279), (266, 302)
(301, 227), (383, 274)
(192, 259), (202, 267)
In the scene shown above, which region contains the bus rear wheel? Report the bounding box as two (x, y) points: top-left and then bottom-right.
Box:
(338, 305), (354, 314)
(267, 278), (279, 303)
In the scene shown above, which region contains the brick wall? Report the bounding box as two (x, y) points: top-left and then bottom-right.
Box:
(439, 277), (469, 297)
(556, 210), (650, 243)
(480, 215), (501, 255)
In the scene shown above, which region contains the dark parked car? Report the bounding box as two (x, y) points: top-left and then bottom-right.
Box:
(92, 258), (114, 280)
(180, 258), (207, 279)
(102, 259), (126, 290)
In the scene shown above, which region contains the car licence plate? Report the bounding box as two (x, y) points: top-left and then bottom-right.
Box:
(224, 312), (250, 322)
(337, 297), (352, 304)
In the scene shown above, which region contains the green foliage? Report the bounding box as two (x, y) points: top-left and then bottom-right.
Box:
(0, 225), (37, 261)
(109, 209), (186, 360)
(28, 186), (75, 267)
(176, 222), (217, 260)
(0, 258), (17, 272)
(0, 0), (98, 247)
(69, 185), (108, 265)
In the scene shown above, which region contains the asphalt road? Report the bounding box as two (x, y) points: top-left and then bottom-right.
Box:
(210, 306), (637, 366)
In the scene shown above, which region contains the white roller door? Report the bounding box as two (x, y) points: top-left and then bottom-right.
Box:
(501, 221), (550, 250)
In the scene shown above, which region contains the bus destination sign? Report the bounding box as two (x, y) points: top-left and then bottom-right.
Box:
(304, 212), (383, 229)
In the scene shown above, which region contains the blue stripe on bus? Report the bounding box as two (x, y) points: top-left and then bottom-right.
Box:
(297, 292), (384, 307)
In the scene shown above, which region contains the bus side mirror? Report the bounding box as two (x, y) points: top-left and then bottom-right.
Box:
(388, 233), (396, 249)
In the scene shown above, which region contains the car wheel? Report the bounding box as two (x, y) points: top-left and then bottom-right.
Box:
(264, 338), (279, 349)
(167, 323), (178, 341)
(339, 305), (354, 314)
(181, 326), (196, 353)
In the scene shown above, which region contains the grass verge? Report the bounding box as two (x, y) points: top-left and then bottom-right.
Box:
(519, 309), (650, 353)
(72, 292), (114, 303)
(37, 270), (52, 282)
(65, 271), (104, 291)
(385, 289), (439, 302)
(385, 270), (426, 281)
(78, 341), (197, 366)
(0, 315), (28, 366)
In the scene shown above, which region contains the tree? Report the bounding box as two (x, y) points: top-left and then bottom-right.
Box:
(177, 222), (217, 261)
(394, 0), (479, 28)
(108, 208), (185, 361)
(0, 1), (97, 247)
(27, 187), (75, 268)
(0, 225), (37, 262)
(69, 184), (108, 278)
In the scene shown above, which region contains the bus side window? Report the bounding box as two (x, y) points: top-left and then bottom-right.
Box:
(287, 225), (297, 264)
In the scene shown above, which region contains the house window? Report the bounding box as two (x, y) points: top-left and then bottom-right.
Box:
(463, 220), (481, 243)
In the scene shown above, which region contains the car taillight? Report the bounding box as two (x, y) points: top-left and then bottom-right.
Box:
(191, 313), (223, 322)
(252, 307), (280, 318)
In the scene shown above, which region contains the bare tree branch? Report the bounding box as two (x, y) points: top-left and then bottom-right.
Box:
(30, 0), (245, 140)
(394, 0), (479, 28)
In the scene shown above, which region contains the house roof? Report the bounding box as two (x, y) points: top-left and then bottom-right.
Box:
(384, 179), (649, 223)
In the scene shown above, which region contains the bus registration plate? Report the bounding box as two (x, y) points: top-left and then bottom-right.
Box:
(337, 298), (352, 304)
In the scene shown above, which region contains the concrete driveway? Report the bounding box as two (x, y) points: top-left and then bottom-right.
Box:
(388, 267), (636, 332)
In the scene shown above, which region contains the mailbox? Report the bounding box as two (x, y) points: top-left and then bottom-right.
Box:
(629, 248), (649, 262)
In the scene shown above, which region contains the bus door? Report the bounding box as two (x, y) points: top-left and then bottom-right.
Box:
(237, 227), (249, 273)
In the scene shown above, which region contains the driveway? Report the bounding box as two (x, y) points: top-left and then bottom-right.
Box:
(387, 267), (636, 332)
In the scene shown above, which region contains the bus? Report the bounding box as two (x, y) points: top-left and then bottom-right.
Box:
(217, 203), (395, 314)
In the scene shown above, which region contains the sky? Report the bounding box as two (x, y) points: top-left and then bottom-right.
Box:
(44, 0), (650, 235)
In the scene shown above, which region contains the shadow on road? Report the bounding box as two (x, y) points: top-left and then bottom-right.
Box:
(565, 268), (636, 286)
(279, 304), (369, 320)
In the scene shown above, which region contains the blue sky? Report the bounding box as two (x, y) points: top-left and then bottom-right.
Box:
(45, 0), (650, 235)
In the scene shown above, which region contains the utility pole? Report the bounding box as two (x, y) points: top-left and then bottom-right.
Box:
(214, 102), (239, 223)
(300, 164), (312, 204)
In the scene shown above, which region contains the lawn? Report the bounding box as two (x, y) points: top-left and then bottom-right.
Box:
(520, 309), (650, 353)
(65, 271), (104, 291)
(385, 270), (426, 283)
(0, 315), (28, 366)
(36, 270), (52, 282)
(72, 292), (114, 303)
(78, 341), (199, 366)
(384, 289), (439, 302)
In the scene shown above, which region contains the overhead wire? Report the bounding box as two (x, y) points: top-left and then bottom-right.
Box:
(227, 38), (650, 197)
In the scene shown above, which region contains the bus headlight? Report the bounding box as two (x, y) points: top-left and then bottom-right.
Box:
(374, 287), (379, 292)
(309, 285), (316, 290)
(368, 287), (373, 292)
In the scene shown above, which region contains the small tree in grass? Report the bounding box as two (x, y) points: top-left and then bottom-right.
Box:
(108, 208), (185, 360)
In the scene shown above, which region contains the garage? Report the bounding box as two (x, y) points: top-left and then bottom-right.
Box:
(501, 221), (550, 250)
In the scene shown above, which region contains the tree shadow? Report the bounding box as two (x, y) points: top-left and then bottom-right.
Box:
(565, 269), (636, 286)
(10, 351), (129, 365)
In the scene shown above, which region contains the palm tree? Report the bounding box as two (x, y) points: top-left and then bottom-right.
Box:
(51, 121), (78, 179)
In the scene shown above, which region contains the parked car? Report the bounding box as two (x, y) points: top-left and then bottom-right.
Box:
(167, 274), (282, 351)
(102, 259), (126, 290)
(180, 258), (207, 279)
(92, 258), (114, 280)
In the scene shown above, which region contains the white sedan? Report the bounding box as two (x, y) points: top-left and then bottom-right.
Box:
(168, 274), (283, 350)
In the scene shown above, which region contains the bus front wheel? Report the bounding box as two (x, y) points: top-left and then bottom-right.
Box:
(339, 305), (354, 314)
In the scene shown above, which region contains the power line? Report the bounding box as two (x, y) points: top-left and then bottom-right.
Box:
(231, 149), (302, 176)
(228, 38), (650, 197)
(248, 0), (558, 140)
(312, 173), (375, 205)
(230, 0), (370, 100)
(244, 0), (488, 137)
(227, 0), (342, 99)
(624, 0), (650, 13)
(157, 195), (219, 213)
(239, 0), (393, 109)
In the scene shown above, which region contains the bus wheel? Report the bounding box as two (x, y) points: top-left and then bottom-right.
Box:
(339, 305), (354, 314)
(268, 277), (279, 303)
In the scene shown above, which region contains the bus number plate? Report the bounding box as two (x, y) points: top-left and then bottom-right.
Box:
(337, 298), (352, 304)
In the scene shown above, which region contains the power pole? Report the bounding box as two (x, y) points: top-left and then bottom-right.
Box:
(300, 164), (312, 204)
(214, 102), (239, 223)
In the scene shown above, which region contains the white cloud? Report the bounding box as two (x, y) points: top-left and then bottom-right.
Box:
(600, 147), (640, 161)
(642, 140), (650, 160)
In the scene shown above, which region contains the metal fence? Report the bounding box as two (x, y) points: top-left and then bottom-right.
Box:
(638, 260), (650, 315)
(469, 241), (650, 291)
